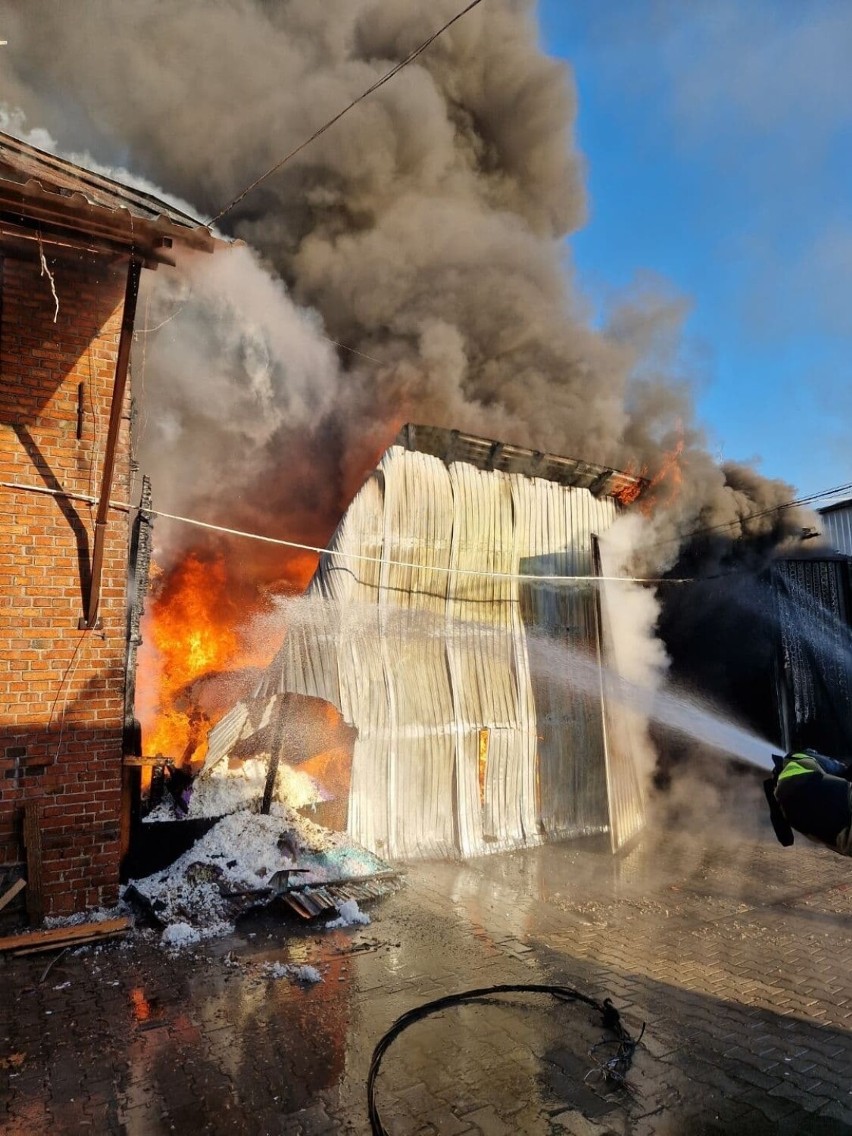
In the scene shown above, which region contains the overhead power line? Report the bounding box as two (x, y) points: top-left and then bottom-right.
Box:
(211, 0), (486, 223)
(4, 474), (849, 584)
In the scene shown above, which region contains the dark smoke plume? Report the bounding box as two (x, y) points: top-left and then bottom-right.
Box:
(0, 0), (808, 583)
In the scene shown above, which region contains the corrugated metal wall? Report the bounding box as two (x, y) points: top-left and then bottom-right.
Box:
(772, 559), (852, 755)
(820, 502), (852, 557)
(205, 445), (647, 859)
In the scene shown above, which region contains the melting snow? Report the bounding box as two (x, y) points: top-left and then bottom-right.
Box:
(263, 962), (323, 984)
(126, 802), (388, 938)
(326, 899), (371, 928)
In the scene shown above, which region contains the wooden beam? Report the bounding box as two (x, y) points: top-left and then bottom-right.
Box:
(15, 930), (127, 956)
(0, 878), (26, 913)
(80, 256), (141, 630)
(0, 916), (131, 954)
(23, 802), (44, 925)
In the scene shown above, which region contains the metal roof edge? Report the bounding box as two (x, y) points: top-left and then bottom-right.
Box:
(395, 423), (647, 500)
(817, 497), (852, 516)
(0, 130), (226, 256)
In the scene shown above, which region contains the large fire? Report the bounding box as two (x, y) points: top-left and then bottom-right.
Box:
(137, 547), (316, 766)
(136, 426), (399, 772)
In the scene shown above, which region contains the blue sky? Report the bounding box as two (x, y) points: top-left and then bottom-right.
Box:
(538, 0), (852, 502)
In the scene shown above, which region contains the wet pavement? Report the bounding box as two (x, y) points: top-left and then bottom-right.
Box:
(3, 807), (852, 1135)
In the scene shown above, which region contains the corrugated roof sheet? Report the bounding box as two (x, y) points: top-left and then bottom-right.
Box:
(0, 130), (220, 256)
(772, 559), (852, 755)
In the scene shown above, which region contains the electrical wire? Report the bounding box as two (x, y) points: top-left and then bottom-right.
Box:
(6, 475), (849, 584)
(0, 481), (130, 512)
(0, 480), (685, 583)
(147, 506), (686, 585)
(212, 0), (487, 223)
(47, 629), (92, 764)
(638, 478), (852, 551)
(366, 983), (644, 1136)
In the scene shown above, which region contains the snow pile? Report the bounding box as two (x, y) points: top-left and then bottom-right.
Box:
(160, 921), (201, 950)
(126, 803), (389, 937)
(45, 905), (124, 929)
(263, 961), (323, 984)
(128, 810), (295, 931)
(326, 899), (370, 928)
(189, 758), (323, 819)
(143, 800), (183, 823)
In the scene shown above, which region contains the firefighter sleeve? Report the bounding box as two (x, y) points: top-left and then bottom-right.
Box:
(774, 755), (852, 857)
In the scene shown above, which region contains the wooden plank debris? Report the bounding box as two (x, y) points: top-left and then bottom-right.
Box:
(0, 878), (26, 913)
(278, 873), (402, 921)
(14, 932), (127, 957)
(0, 916), (131, 955)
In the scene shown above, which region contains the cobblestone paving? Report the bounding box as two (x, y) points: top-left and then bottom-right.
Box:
(2, 811), (852, 1134)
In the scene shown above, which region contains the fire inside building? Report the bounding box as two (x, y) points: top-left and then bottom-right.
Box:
(0, 131), (225, 918)
(1, 133), (850, 924)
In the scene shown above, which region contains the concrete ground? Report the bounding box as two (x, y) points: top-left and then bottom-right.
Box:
(2, 805), (852, 1135)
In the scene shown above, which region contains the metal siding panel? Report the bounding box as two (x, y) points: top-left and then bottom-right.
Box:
(773, 559), (852, 754)
(202, 702), (250, 773)
(595, 504), (650, 850)
(196, 445), (645, 860)
(514, 478), (609, 840)
(821, 505), (852, 557)
(375, 450), (454, 858)
(446, 461), (526, 852)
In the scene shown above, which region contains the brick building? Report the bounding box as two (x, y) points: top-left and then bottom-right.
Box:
(0, 132), (222, 917)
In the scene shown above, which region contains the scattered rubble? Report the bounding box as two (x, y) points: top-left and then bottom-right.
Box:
(124, 802), (396, 942)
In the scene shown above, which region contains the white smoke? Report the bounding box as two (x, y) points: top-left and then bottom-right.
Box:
(135, 245), (341, 532)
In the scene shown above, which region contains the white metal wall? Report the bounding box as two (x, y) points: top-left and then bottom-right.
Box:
(205, 445), (647, 859)
(820, 502), (852, 557)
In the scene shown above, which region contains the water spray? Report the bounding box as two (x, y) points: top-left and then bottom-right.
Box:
(527, 633), (778, 772)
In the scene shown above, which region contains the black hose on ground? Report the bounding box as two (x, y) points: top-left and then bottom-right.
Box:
(367, 982), (645, 1136)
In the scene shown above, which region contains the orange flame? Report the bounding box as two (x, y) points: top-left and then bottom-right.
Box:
(135, 420), (404, 774)
(137, 551), (277, 765)
(613, 476), (644, 507)
(646, 436), (685, 508)
(615, 430), (685, 514)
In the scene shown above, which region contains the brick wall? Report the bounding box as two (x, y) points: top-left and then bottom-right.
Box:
(0, 248), (133, 916)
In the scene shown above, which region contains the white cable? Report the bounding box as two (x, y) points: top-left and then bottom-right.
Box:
(1, 479), (682, 584)
(38, 232), (60, 322)
(150, 508), (677, 585)
(0, 481), (130, 511)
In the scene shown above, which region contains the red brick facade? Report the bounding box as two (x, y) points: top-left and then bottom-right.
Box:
(0, 249), (132, 915)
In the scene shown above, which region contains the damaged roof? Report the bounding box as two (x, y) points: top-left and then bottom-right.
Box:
(397, 423), (647, 501)
(0, 130), (222, 265)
